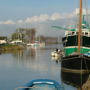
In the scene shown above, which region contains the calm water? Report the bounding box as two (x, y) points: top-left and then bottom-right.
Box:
(0, 44), (88, 90)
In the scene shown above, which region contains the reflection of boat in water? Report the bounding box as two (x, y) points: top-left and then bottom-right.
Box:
(52, 56), (61, 61)
(82, 75), (90, 89)
(17, 79), (64, 90)
(61, 70), (89, 89)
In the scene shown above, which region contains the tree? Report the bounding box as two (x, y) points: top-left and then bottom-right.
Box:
(25, 28), (36, 43)
(11, 28), (36, 43)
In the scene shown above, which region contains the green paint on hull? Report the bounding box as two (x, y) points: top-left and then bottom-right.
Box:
(65, 47), (90, 56)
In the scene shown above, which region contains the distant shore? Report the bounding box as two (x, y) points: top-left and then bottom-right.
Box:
(0, 44), (24, 51)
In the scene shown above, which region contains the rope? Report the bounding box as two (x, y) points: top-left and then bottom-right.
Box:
(84, 0), (90, 28)
(80, 54), (83, 88)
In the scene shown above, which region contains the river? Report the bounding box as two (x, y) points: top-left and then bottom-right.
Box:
(0, 44), (87, 90)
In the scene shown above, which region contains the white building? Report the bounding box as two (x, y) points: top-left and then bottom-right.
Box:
(0, 40), (7, 44)
(0, 36), (7, 44)
(10, 40), (23, 44)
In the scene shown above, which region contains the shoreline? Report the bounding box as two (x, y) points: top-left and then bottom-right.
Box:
(0, 44), (24, 51)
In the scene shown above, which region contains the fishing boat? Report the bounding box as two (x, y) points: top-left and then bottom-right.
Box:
(18, 79), (64, 90)
(61, 0), (90, 70)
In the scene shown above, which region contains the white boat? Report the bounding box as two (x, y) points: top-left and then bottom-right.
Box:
(27, 41), (45, 48)
(51, 49), (61, 57)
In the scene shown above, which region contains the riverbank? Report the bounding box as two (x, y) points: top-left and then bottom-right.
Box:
(0, 44), (24, 51)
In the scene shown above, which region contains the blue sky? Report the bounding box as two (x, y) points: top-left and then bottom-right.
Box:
(0, 0), (90, 36)
(0, 0), (81, 20)
(0, 0), (90, 20)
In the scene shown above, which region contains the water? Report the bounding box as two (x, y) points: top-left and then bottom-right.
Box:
(0, 44), (81, 90)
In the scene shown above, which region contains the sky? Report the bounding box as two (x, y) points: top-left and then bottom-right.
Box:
(0, 0), (90, 37)
(0, 0), (79, 20)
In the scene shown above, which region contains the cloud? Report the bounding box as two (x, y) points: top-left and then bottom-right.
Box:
(0, 20), (15, 24)
(25, 14), (49, 23)
(16, 20), (23, 24)
(0, 8), (90, 25)
(73, 8), (90, 15)
(0, 13), (62, 24)
(25, 13), (63, 23)
(50, 13), (62, 20)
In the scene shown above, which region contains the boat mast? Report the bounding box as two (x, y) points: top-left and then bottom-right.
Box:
(78, 0), (82, 54)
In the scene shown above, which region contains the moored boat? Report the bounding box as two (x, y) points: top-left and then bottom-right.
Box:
(61, 0), (90, 70)
(62, 53), (90, 70)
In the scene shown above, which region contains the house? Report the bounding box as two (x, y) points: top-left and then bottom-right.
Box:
(0, 36), (7, 44)
(10, 40), (23, 45)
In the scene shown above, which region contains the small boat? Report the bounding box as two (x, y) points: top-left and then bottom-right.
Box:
(18, 79), (64, 90)
(27, 41), (45, 48)
(51, 51), (60, 57)
(51, 49), (61, 57)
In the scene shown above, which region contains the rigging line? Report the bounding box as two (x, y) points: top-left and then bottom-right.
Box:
(83, 0), (90, 73)
(80, 55), (83, 88)
(84, 0), (89, 27)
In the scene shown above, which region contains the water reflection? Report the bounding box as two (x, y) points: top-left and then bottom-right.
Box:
(0, 46), (62, 90)
(61, 70), (90, 89)
(10, 47), (40, 69)
(12, 47), (37, 60)
(0, 44), (84, 90)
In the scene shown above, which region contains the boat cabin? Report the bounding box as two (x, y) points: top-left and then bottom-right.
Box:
(65, 30), (90, 37)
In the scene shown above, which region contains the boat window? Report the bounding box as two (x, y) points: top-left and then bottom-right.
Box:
(72, 32), (75, 35)
(82, 32), (84, 35)
(76, 32), (78, 35)
(68, 32), (71, 35)
(85, 32), (88, 36)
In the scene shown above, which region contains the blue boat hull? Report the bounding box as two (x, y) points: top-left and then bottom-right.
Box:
(22, 79), (63, 90)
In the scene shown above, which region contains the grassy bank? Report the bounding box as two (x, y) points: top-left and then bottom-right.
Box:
(0, 44), (24, 51)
